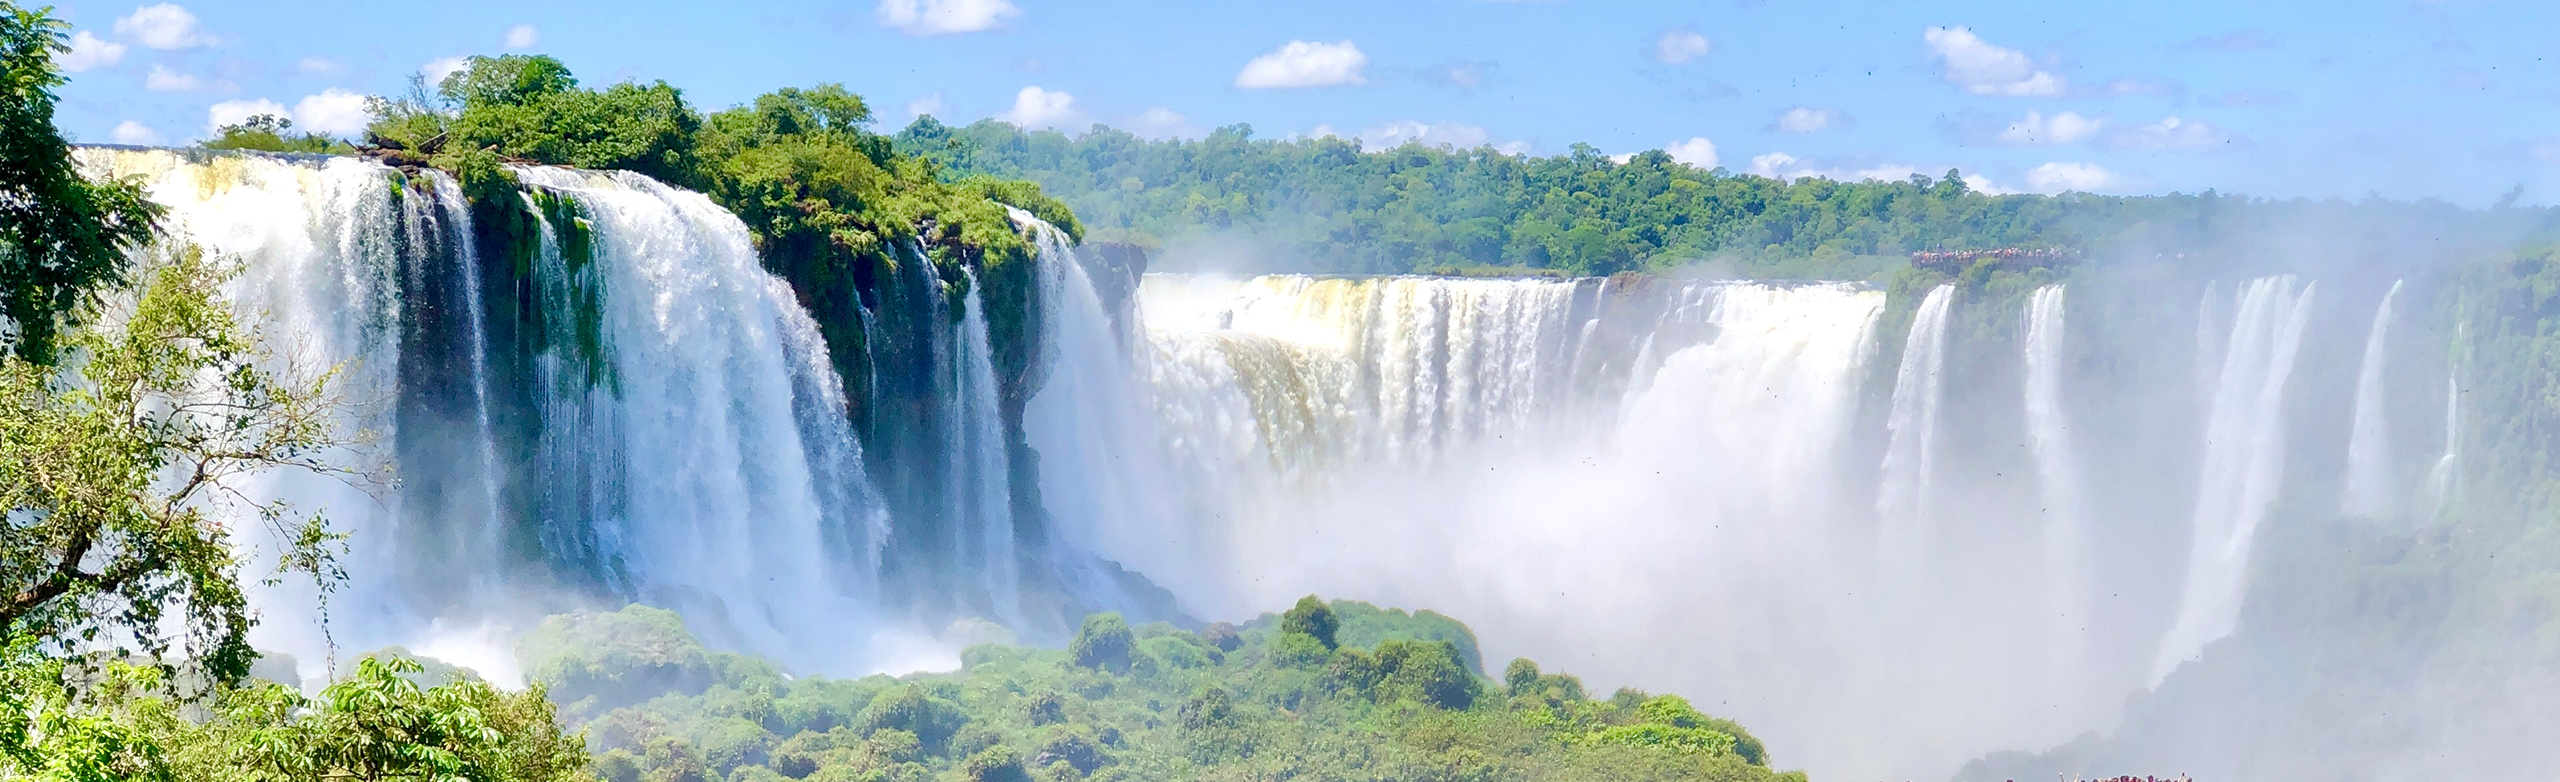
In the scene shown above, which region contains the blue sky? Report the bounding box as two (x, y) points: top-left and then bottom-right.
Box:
(41, 0), (2560, 204)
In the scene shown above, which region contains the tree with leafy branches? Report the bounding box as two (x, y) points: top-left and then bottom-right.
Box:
(0, 1), (161, 364)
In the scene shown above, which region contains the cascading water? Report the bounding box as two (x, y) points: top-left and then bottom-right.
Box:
(2153, 275), (2316, 684)
(77, 147), (2499, 780)
(2342, 280), (2404, 518)
(2022, 285), (2089, 654)
(75, 150), (419, 678)
(951, 267), (1022, 627)
(2429, 370), (2461, 517)
(71, 150), (902, 678)
(1012, 211), (1170, 616)
(1878, 284), (1956, 558)
(501, 165), (885, 668)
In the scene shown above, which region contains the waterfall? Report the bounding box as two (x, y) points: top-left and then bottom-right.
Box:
(72, 150), (898, 677)
(2429, 371), (2461, 517)
(1012, 211), (1170, 614)
(2022, 285), (2088, 646)
(75, 150), (415, 679)
(2342, 281), (2404, 518)
(951, 267), (1021, 626)
(2152, 275), (2316, 684)
(1878, 284), (1957, 554)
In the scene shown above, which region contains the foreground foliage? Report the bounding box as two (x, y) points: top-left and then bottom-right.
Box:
(534, 598), (1800, 782)
(0, 2), (159, 363)
(2, 648), (586, 782)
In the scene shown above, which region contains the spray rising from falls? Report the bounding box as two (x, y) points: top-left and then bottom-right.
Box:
(1118, 272), (2159, 779)
(2342, 280), (2404, 519)
(2153, 275), (2316, 684)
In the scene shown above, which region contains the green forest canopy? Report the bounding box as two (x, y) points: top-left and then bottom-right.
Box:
(894, 119), (2560, 279)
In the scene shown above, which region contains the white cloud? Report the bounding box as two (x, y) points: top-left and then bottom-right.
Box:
(115, 3), (211, 50)
(876, 0), (1018, 36)
(1747, 151), (1926, 184)
(1128, 107), (1202, 140)
(1001, 86), (1078, 130)
(1362, 120), (1489, 149)
(2102, 116), (2233, 151)
(2023, 161), (2121, 193)
(1775, 107), (1847, 134)
(1961, 174), (2015, 195)
(906, 92), (947, 119)
(1427, 60), (1494, 92)
(1994, 110), (2103, 145)
(1349, 121), (1530, 154)
(505, 24), (539, 49)
(1923, 26), (2063, 97)
(206, 98), (286, 132)
(59, 31), (126, 72)
(424, 56), (469, 86)
(1663, 137), (1718, 168)
(1652, 29), (1711, 64)
(294, 57), (340, 75)
(1234, 40), (1368, 89)
(143, 64), (202, 91)
(293, 89), (370, 136)
(110, 120), (160, 145)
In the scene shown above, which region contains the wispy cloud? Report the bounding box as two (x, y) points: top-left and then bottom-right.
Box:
(143, 64), (205, 92)
(58, 31), (126, 72)
(294, 89), (372, 136)
(906, 92), (947, 119)
(1001, 86), (1079, 130)
(2099, 116), (2237, 151)
(1924, 26), (2064, 97)
(1424, 61), (1499, 93)
(1236, 41), (1369, 89)
(1127, 107), (1203, 140)
(115, 3), (212, 50)
(206, 98), (286, 132)
(110, 120), (160, 145)
(1773, 107), (1850, 134)
(505, 25), (539, 50)
(1995, 110), (2104, 146)
(877, 0), (1018, 36)
(1652, 29), (1711, 64)
(2023, 161), (2123, 193)
(424, 56), (469, 86)
(1663, 137), (1718, 168)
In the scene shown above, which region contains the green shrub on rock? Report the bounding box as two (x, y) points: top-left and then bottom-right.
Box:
(1069, 613), (1135, 672)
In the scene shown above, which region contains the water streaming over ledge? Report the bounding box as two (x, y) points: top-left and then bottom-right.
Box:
(67, 148), (2483, 780)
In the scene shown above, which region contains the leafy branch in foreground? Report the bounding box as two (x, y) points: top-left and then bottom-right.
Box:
(1, 247), (365, 687)
(1, 2), (162, 364)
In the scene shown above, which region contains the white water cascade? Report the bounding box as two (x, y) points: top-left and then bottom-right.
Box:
(951, 267), (1022, 626)
(1132, 275), (2137, 778)
(2342, 280), (2404, 519)
(2022, 285), (2089, 650)
(2429, 370), (2461, 518)
(74, 150), (421, 678)
(2153, 275), (2316, 684)
(70, 150), (900, 679)
(1012, 212), (1178, 613)
(1878, 284), (1957, 558)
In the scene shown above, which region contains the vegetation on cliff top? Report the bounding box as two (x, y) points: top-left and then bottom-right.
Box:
(530, 597), (1798, 782)
(895, 119), (2559, 282)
